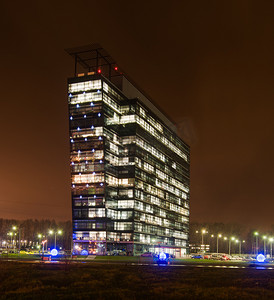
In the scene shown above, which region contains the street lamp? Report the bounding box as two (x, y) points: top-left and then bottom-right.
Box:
(210, 234), (214, 252)
(7, 232), (13, 249)
(242, 240), (245, 254)
(38, 234), (42, 251)
(217, 234), (222, 254)
(12, 226), (17, 252)
(10, 225), (21, 253)
(262, 236), (267, 255)
(254, 232), (259, 255)
(229, 237), (235, 256)
(235, 239), (244, 255)
(201, 229), (206, 246)
(223, 237), (228, 254)
(269, 237), (273, 259)
(49, 230), (62, 249)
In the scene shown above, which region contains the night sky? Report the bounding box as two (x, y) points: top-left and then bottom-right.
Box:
(1, 1), (274, 230)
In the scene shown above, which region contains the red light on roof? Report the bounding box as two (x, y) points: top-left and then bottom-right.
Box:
(97, 69), (101, 73)
(114, 66), (118, 71)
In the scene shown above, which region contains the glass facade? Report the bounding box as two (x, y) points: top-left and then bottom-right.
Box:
(69, 74), (190, 257)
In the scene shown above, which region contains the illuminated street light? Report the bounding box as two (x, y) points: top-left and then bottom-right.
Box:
(262, 236), (267, 255)
(201, 229), (207, 247)
(229, 237), (235, 256)
(217, 234), (222, 254)
(269, 237), (273, 259)
(38, 234), (42, 251)
(7, 232), (13, 248)
(12, 226), (17, 251)
(223, 237), (228, 254)
(11, 225), (21, 253)
(49, 230), (62, 249)
(235, 239), (244, 255)
(254, 232), (259, 255)
(196, 229), (208, 253)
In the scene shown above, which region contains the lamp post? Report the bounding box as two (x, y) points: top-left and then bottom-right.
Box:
(262, 236), (267, 255)
(7, 232), (13, 249)
(10, 226), (21, 253)
(242, 240), (245, 255)
(12, 226), (17, 252)
(49, 230), (62, 249)
(254, 232), (259, 255)
(269, 237), (273, 259)
(201, 229), (206, 246)
(38, 234), (42, 251)
(200, 229), (208, 252)
(235, 239), (239, 254)
(224, 237), (228, 253)
(210, 234), (214, 252)
(229, 237), (235, 256)
(217, 234), (222, 254)
(235, 239), (244, 255)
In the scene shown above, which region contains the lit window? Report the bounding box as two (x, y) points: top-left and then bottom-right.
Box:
(68, 80), (101, 93)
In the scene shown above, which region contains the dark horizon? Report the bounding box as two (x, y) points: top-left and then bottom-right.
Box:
(1, 1), (274, 230)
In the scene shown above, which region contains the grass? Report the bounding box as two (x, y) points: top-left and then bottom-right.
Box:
(0, 260), (273, 299)
(0, 253), (40, 260)
(2, 253), (273, 268)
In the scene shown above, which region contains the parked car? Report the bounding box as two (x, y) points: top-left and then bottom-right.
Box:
(220, 254), (230, 260)
(141, 252), (154, 257)
(191, 254), (203, 259)
(109, 250), (127, 256)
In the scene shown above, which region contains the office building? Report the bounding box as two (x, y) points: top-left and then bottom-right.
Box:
(66, 45), (190, 256)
